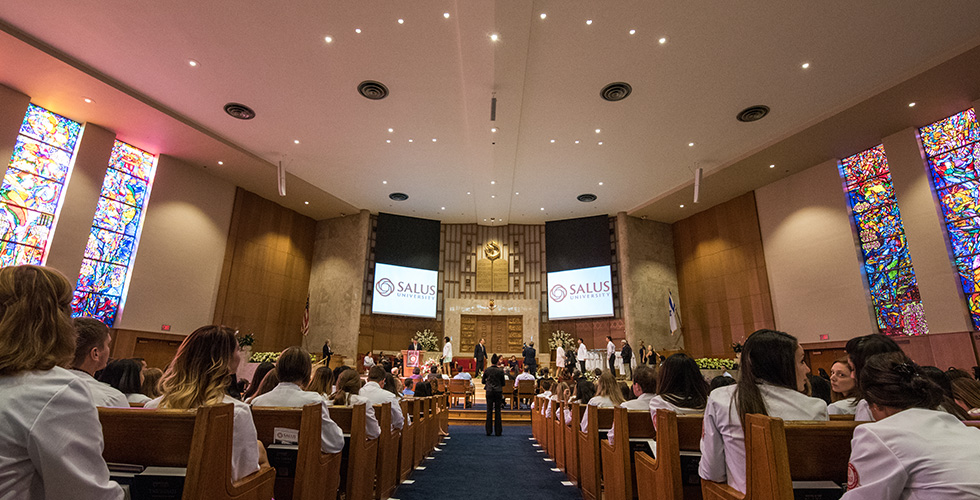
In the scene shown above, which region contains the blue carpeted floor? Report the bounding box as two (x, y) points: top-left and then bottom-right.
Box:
(392, 425), (582, 500)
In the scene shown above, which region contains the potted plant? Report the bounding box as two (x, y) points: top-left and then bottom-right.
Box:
(238, 332), (255, 360)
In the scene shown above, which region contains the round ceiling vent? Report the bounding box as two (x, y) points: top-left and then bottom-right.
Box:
(388, 192), (409, 201)
(736, 105), (770, 122)
(223, 103), (256, 120)
(577, 193), (598, 202)
(600, 82), (632, 102)
(358, 81), (390, 100)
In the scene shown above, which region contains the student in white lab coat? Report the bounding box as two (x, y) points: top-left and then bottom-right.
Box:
(841, 352), (980, 499)
(828, 357), (858, 415)
(699, 329), (828, 494)
(0, 265), (124, 500)
(251, 346), (345, 454)
(844, 333), (902, 421)
(70, 317), (130, 408)
(577, 338), (589, 373)
(145, 325), (267, 481)
(649, 353), (709, 416)
(442, 337), (453, 376)
(581, 370), (625, 432)
(329, 368), (382, 440)
(359, 365), (405, 430)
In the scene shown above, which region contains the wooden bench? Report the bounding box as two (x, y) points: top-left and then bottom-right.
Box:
(701, 415), (862, 500)
(437, 394), (449, 436)
(551, 400), (566, 472)
(372, 402), (399, 500)
(601, 407), (656, 499)
(564, 403), (582, 485)
(399, 399), (416, 481)
(251, 404), (342, 500)
(578, 405), (614, 500)
(329, 404), (379, 500)
(449, 379), (474, 408)
(635, 411), (704, 500)
(531, 395), (543, 443)
(413, 398), (429, 465)
(99, 403), (275, 500)
(516, 379), (535, 409)
(543, 397), (555, 457)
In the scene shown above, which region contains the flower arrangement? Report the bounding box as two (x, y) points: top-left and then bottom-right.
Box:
(413, 329), (439, 351)
(248, 351), (317, 364)
(548, 330), (575, 351)
(695, 357), (737, 370)
(731, 341), (743, 354)
(238, 332), (255, 349)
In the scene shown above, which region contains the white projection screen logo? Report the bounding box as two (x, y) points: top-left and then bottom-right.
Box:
(371, 263), (439, 318)
(546, 265), (613, 320)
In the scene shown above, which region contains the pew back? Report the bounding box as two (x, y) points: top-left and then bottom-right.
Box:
(251, 404), (342, 500)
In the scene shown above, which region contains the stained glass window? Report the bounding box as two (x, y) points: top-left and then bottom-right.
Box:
(920, 108), (980, 329)
(0, 104), (81, 267)
(839, 145), (927, 335)
(71, 140), (156, 326)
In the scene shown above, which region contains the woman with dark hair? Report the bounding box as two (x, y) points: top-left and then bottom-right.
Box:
(841, 353), (980, 499)
(828, 357), (858, 414)
(919, 365), (969, 420)
(650, 353), (709, 416)
(245, 369), (279, 404)
(241, 361), (275, 402)
(845, 333), (902, 421)
(141, 367), (164, 399)
(699, 329), (827, 494)
(330, 369), (381, 440)
(100, 358), (150, 404)
(951, 377), (980, 418)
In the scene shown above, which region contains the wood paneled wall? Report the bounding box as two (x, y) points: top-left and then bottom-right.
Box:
(541, 318), (627, 353)
(672, 192), (775, 358)
(213, 188), (316, 352)
(358, 314), (443, 355)
(110, 329), (187, 371)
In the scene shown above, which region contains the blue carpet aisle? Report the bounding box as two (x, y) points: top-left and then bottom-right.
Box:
(392, 425), (582, 500)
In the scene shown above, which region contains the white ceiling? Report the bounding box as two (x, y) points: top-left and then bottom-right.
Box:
(2, 0), (980, 224)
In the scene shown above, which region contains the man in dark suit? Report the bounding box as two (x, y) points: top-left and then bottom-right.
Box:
(408, 339), (422, 351)
(483, 354), (505, 436)
(474, 338), (487, 377)
(523, 341), (537, 375)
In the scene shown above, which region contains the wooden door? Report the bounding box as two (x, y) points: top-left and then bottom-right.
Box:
(133, 338), (182, 371)
(491, 316), (509, 353)
(805, 347), (847, 378)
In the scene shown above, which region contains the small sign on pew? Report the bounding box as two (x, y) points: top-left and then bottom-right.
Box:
(273, 427), (299, 445)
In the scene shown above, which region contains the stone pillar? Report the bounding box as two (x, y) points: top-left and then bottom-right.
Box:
(306, 210), (371, 361)
(0, 85), (30, 168)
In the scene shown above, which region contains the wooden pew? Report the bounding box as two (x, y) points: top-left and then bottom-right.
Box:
(552, 400), (566, 471)
(564, 403), (582, 485)
(99, 404), (275, 500)
(577, 405), (615, 500)
(437, 394), (450, 436)
(372, 402), (399, 500)
(413, 398), (428, 466)
(251, 404), (342, 500)
(517, 379), (535, 409)
(398, 399), (416, 481)
(601, 407), (656, 500)
(829, 414), (855, 421)
(635, 411), (704, 500)
(329, 404), (379, 500)
(449, 379), (474, 408)
(531, 395), (542, 443)
(700, 415), (862, 500)
(543, 397), (554, 456)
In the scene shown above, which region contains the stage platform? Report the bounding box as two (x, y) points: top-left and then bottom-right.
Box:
(445, 378), (533, 425)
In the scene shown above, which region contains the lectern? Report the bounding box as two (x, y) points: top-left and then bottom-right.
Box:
(402, 350), (422, 377)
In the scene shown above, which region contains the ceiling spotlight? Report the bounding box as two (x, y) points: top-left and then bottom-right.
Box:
(680, 204), (685, 208)
(294, 139), (300, 144)
(355, 28), (362, 33)
(386, 139), (391, 143)
(304, 201), (309, 205)
(383, 180), (388, 184)
(598, 182), (603, 186)
(908, 102), (916, 107)
(801, 62), (810, 69)
(484, 219), (488, 222)
(659, 37), (667, 44)
(515, 192), (519, 195)
(408, 139), (413, 142)
(218, 161), (224, 165)
(82, 97), (94, 104)
(491, 181), (496, 184)
(441, 206), (446, 210)
(388, 128), (394, 132)
(595, 128), (601, 133)
(432, 138), (437, 142)
(769, 164), (775, 168)
(324, 36), (333, 43)
(490, 33), (499, 41)
(598, 141), (603, 145)
(550, 139), (556, 143)
(491, 127), (497, 133)
(575, 140), (580, 144)
(467, 191), (471, 195)
(397, 19), (404, 24)
(540, 207), (545, 210)
(688, 142), (694, 147)
(188, 59), (199, 67)
(629, 29), (636, 35)
(491, 195), (495, 198)
(586, 19), (593, 25)
(540, 13), (547, 19)
(444, 12), (450, 18)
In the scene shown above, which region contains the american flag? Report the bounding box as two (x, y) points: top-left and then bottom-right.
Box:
(301, 294), (310, 336)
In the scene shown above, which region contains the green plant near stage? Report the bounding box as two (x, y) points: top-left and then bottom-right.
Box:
(237, 332), (255, 349)
(548, 329), (575, 351)
(413, 329), (439, 351)
(248, 351), (317, 364)
(695, 357), (737, 370)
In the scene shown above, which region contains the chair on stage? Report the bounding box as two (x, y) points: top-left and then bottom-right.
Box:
(251, 404), (342, 500)
(516, 380), (535, 409)
(449, 379), (474, 408)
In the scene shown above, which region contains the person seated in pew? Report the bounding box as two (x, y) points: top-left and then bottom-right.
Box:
(71, 317), (130, 407)
(807, 373), (833, 404)
(453, 368), (472, 381)
(413, 378), (433, 398)
(566, 377), (596, 425)
(841, 352), (980, 499)
(360, 366), (404, 430)
(402, 378), (415, 397)
(382, 372), (401, 397)
(580, 370), (626, 432)
(100, 358), (151, 404)
(329, 369), (382, 440)
(245, 368), (279, 404)
(622, 364), (657, 409)
(699, 329), (828, 494)
(308, 365), (335, 397)
(709, 375), (736, 392)
(951, 377), (980, 418)
(919, 365), (969, 420)
(0, 265), (125, 500)
(146, 325), (268, 481)
(241, 361), (275, 402)
(828, 357), (859, 415)
(548, 381), (569, 420)
(650, 353), (708, 415)
(532, 378), (553, 414)
(410, 367), (422, 382)
(142, 367), (164, 399)
(250, 346), (344, 454)
(845, 333), (902, 421)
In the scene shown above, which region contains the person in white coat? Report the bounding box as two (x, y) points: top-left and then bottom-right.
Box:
(577, 338), (588, 373)
(145, 325), (266, 482)
(842, 352), (980, 499)
(360, 365), (404, 430)
(442, 336), (453, 375)
(605, 336), (616, 373)
(555, 343), (566, 370)
(329, 369), (382, 440)
(70, 317), (129, 407)
(649, 353), (709, 415)
(0, 265), (124, 500)
(828, 357), (859, 415)
(845, 333), (902, 421)
(251, 346), (344, 454)
(699, 329), (828, 494)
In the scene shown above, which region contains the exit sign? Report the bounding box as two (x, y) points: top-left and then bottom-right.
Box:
(161, 324), (171, 331)
(819, 334), (829, 340)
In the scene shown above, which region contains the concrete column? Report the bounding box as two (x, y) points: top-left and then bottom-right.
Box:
(0, 85), (30, 168)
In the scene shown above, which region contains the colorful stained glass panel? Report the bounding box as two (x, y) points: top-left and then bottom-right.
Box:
(10, 136), (73, 181)
(71, 290), (120, 325)
(847, 177), (895, 213)
(1, 170), (64, 214)
(0, 204), (53, 247)
(109, 142), (154, 181)
(936, 181), (980, 222)
(101, 169), (147, 207)
(920, 109), (980, 157)
(75, 259), (127, 296)
(927, 143), (980, 190)
(954, 255), (980, 293)
(18, 104), (82, 153)
(840, 145), (890, 191)
(0, 240), (42, 267)
(83, 227), (135, 265)
(91, 197), (141, 236)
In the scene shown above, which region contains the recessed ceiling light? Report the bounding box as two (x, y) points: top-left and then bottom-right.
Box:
(491, 127), (497, 133)
(550, 139), (556, 143)
(586, 19), (593, 25)
(441, 207), (446, 210)
(386, 139), (391, 143)
(801, 62), (810, 69)
(688, 142), (694, 147)
(484, 219), (488, 221)
(491, 181), (496, 185)
(540, 13), (547, 19)
(188, 59), (199, 67)
(218, 161), (223, 165)
(467, 191), (471, 195)
(388, 128), (394, 132)
(432, 138), (437, 142)
(444, 12), (450, 19)
(575, 140), (580, 144)
(515, 192), (519, 195)
(397, 19), (404, 24)
(82, 97), (94, 104)
(908, 102), (916, 107)
(491, 195), (496, 198)
(355, 28), (362, 33)
(595, 129), (601, 133)
(324, 36), (333, 43)
(294, 139), (300, 144)
(540, 207), (545, 210)
(490, 33), (499, 41)
(680, 204), (685, 208)
(408, 139), (413, 142)
(769, 164), (775, 169)
(659, 37), (667, 44)
(629, 29), (636, 35)
(383, 180), (388, 184)
(304, 201), (309, 205)
(598, 141), (603, 145)
(598, 182), (603, 186)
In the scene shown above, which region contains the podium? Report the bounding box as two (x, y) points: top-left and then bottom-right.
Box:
(402, 350), (422, 377)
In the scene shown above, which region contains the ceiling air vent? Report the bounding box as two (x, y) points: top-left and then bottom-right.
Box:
(736, 105), (770, 122)
(577, 193), (597, 202)
(358, 81), (390, 100)
(223, 103), (256, 120)
(600, 82), (632, 102)
(389, 192), (409, 201)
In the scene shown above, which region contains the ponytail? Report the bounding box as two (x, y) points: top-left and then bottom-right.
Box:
(861, 353), (943, 411)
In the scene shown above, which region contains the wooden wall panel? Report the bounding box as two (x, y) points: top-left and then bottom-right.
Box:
(213, 188), (315, 352)
(359, 314), (443, 355)
(672, 192), (775, 358)
(110, 329), (188, 370)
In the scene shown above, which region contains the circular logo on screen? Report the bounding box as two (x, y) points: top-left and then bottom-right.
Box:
(376, 278), (395, 297)
(549, 284), (568, 303)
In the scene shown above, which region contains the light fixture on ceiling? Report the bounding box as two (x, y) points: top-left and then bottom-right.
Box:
(357, 80), (389, 100)
(408, 139), (413, 142)
(550, 139), (556, 143)
(491, 181), (495, 184)
(491, 127), (497, 133)
(736, 105), (771, 123)
(294, 140), (300, 144)
(188, 59), (199, 67)
(441, 206), (445, 210)
(586, 19), (593, 25)
(386, 139), (391, 143)
(680, 204), (684, 208)
(432, 138), (437, 142)
(218, 161), (223, 165)
(467, 191), (471, 195)
(324, 36), (333, 43)
(304, 201), (309, 205)
(629, 29), (636, 35)
(540, 13), (547, 19)
(598, 182), (603, 185)
(397, 19), (404, 24)
(491, 195), (495, 198)
(444, 12), (450, 18)
(575, 140), (580, 144)
(769, 164), (775, 169)
(801, 62), (810, 69)
(595, 128), (601, 133)
(598, 141), (603, 145)
(540, 207), (545, 211)
(383, 180), (387, 184)
(355, 28), (362, 33)
(515, 192), (519, 195)
(659, 37), (667, 44)
(389, 193), (409, 201)
(908, 102), (916, 107)
(223, 102), (256, 120)
(388, 128), (394, 132)
(688, 142), (694, 147)
(490, 33), (499, 41)
(600, 82), (632, 102)
(82, 97), (94, 104)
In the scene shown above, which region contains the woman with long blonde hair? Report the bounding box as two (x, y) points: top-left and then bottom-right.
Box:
(146, 325), (265, 481)
(0, 265), (123, 499)
(580, 370), (626, 432)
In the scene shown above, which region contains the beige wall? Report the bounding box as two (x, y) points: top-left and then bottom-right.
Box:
(0, 86), (29, 177)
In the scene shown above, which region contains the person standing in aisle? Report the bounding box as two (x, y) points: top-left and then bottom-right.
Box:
(606, 336), (616, 374)
(484, 355), (505, 436)
(577, 338), (588, 373)
(621, 339), (633, 380)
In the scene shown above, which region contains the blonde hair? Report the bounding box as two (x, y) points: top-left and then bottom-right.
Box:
(596, 370), (626, 405)
(0, 265), (75, 376)
(159, 325), (238, 409)
(308, 366), (335, 395)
